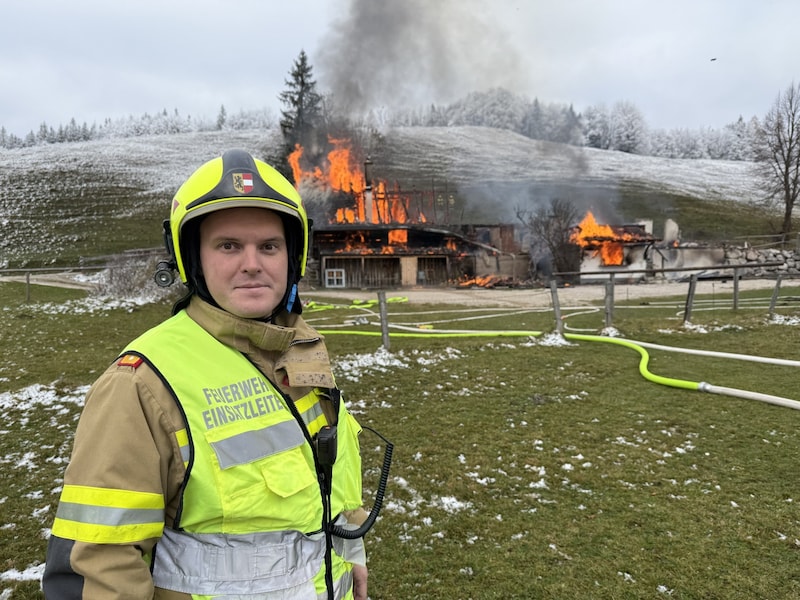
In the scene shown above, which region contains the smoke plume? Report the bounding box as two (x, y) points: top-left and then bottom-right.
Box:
(315, 0), (529, 115)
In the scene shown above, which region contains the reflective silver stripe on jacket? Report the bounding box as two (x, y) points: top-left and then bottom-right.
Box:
(179, 443), (190, 465)
(299, 401), (325, 428)
(54, 502), (163, 528)
(152, 528), (325, 596)
(331, 515), (367, 567)
(328, 567), (353, 600)
(211, 420), (305, 469)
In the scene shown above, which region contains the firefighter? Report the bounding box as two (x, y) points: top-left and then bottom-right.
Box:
(43, 149), (369, 599)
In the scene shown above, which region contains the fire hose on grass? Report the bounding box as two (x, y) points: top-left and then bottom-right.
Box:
(315, 303), (800, 411)
(563, 333), (800, 411)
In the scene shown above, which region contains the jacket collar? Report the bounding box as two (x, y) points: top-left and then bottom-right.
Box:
(185, 297), (309, 353)
(184, 297), (334, 390)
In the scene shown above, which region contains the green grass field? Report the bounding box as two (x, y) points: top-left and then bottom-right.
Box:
(2, 280), (800, 599)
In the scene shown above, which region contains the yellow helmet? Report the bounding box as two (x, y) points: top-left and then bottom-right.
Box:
(163, 149), (308, 313)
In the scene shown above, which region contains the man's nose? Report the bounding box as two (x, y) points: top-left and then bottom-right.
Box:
(241, 246), (262, 271)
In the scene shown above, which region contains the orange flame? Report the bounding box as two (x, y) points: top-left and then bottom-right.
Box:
(570, 211), (635, 266)
(330, 229), (412, 255)
(340, 231), (366, 252)
(334, 207), (358, 224)
(289, 139), (363, 194)
(455, 274), (505, 288)
(388, 229), (407, 245)
(289, 139), (429, 226)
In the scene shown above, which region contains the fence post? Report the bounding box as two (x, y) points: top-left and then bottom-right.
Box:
(683, 274), (698, 324)
(604, 274), (615, 329)
(769, 274), (783, 318)
(549, 280), (563, 334)
(732, 267), (740, 310)
(25, 271), (31, 303)
(377, 291), (390, 350)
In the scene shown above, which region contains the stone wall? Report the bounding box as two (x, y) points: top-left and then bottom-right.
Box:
(724, 246), (800, 277)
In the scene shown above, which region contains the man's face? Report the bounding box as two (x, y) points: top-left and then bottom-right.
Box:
(199, 207), (289, 319)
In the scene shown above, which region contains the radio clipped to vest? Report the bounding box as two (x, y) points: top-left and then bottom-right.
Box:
(316, 425), (337, 497)
(316, 425), (338, 468)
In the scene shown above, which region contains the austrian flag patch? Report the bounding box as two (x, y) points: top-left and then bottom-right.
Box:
(117, 354), (143, 369)
(233, 172), (254, 194)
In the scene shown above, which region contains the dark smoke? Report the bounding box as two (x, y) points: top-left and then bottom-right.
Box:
(315, 0), (529, 115)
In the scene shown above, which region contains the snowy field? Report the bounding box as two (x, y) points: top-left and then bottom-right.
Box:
(0, 125), (768, 269)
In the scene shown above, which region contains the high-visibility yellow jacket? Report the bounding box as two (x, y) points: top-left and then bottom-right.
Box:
(43, 297), (367, 599)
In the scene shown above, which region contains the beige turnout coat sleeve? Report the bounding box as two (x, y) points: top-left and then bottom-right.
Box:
(44, 352), (189, 599)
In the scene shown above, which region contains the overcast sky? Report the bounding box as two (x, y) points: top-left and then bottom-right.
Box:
(2, 0), (797, 138)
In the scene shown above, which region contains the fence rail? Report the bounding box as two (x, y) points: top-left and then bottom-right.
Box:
(552, 262), (788, 279)
(1, 248), (169, 302)
(547, 264), (798, 332)
(729, 232), (800, 251)
(0, 266), (112, 303)
(0, 266), (108, 275)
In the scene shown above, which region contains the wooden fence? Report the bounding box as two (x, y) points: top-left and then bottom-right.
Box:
(549, 263), (795, 332)
(0, 266), (109, 303)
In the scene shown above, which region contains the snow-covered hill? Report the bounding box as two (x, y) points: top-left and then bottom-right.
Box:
(371, 127), (763, 221)
(0, 126), (765, 268)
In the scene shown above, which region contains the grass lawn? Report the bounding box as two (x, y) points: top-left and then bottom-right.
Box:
(2, 281), (800, 599)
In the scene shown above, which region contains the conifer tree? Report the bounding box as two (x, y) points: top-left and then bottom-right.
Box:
(278, 50), (325, 171)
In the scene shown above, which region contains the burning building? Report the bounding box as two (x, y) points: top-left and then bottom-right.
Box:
(570, 211), (656, 270)
(290, 138), (526, 289)
(570, 211), (726, 281)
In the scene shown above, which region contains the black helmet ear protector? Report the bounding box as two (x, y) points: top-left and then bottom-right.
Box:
(154, 220), (177, 288)
(155, 218), (204, 315)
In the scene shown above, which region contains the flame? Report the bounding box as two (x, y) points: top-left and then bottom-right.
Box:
(290, 139), (429, 226)
(455, 274), (505, 288)
(334, 207), (358, 224)
(339, 231), (367, 252)
(331, 228), (413, 255)
(388, 229), (407, 245)
(569, 211), (635, 266)
(287, 144), (303, 182)
(289, 139), (363, 194)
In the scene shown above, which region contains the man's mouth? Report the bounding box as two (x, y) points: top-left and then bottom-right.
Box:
(236, 283), (269, 290)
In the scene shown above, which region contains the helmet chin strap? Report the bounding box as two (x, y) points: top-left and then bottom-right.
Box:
(285, 283), (298, 312)
(281, 228), (303, 316)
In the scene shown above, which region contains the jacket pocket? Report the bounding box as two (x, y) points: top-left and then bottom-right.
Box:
(205, 426), (321, 532)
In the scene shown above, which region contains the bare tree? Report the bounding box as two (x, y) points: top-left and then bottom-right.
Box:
(754, 82), (800, 234)
(516, 198), (581, 281)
